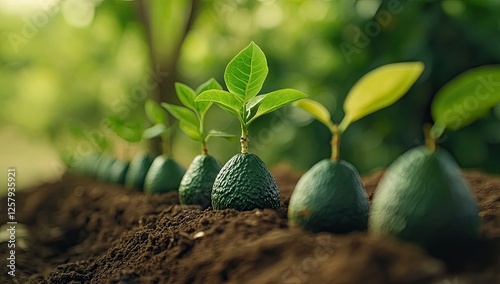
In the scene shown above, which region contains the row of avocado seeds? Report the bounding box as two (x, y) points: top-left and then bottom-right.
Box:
(73, 42), (500, 254)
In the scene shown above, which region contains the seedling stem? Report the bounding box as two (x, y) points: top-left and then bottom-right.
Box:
(330, 125), (341, 161)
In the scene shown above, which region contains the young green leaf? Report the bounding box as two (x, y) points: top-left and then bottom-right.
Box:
(161, 103), (199, 129)
(224, 41), (268, 101)
(294, 99), (336, 132)
(205, 130), (238, 143)
(142, 123), (167, 140)
(196, 78), (223, 95)
(196, 90), (244, 120)
(175, 83), (197, 111)
(145, 99), (168, 125)
(107, 117), (143, 143)
(179, 121), (202, 141)
(339, 62), (424, 132)
(248, 89), (307, 124)
(431, 65), (500, 137)
(195, 78), (223, 116)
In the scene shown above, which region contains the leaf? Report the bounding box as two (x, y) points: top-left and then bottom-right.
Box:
(106, 117), (143, 143)
(195, 78), (223, 94)
(339, 62), (424, 132)
(224, 42), (269, 101)
(294, 99), (336, 131)
(248, 89), (308, 124)
(179, 121), (202, 141)
(195, 78), (223, 117)
(431, 65), (500, 136)
(205, 130), (238, 143)
(195, 90), (244, 120)
(161, 103), (199, 128)
(175, 83), (197, 111)
(142, 124), (167, 140)
(145, 99), (168, 125)
(246, 94), (266, 119)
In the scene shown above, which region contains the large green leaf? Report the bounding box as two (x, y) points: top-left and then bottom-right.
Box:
(248, 89), (308, 124)
(224, 42), (268, 101)
(294, 99), (336, 132)
(142, 123), (167, 140)
(175, 83), (197, 111)
(196, 90), (244, 120)
(161, 103), (199, 128)
(339, 62), (424, 132)
(431, 65), (500, 137)
(145, 99), (168, 125)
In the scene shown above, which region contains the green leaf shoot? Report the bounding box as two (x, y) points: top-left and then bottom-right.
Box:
(196, 42), (308, 154)
(431, 65), (500, 139)
(339, 62), (424, 132)
(165, 79), (236, 155)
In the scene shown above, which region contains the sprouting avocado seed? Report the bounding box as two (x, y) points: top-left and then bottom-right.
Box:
(96, 155), (116, 182)
(179, 155), (222, 209)
(144, 155), (185, 194)
(125, 153), (155, 191)
(212, 153), (280, 211)
(288, 159), (369, 233)
(369, 146), (480, 251)
(109, 160), (130, 185)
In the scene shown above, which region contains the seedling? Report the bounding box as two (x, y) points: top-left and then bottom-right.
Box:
(196, 42), (308, 211)
(141, 100), (185, 194)
(106, 115), (154, 190)
(162, 78), (236, 208)
(370, 65), (500, 252)
(288, 62), (424, 233)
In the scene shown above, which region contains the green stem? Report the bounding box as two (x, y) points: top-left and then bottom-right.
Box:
(202, 142), (208, 155)
(161, 130), (172, 157)
(424, 124), (437, 152)
(330, 125), (341, 161)
(240, 124), (249, 154)
(199, 115), (208, 155)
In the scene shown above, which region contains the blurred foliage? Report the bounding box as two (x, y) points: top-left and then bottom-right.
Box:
(1, 0), (499, 175)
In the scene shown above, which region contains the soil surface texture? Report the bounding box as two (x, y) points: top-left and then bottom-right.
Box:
(0, 165), (499, 284)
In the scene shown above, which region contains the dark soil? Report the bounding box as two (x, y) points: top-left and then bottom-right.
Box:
(0, 165), (499, 284)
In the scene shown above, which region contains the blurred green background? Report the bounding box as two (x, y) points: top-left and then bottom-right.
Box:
(1, 0), (500, 190)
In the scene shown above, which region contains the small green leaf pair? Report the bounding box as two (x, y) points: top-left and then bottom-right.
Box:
(296, 62), (424, 160)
